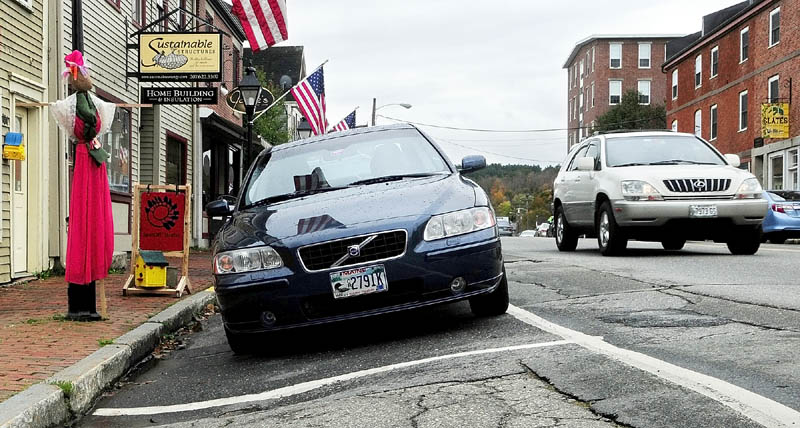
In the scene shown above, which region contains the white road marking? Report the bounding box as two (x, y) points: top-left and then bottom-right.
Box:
(507, 304), (800, 428)
(92, 340), (571, 417)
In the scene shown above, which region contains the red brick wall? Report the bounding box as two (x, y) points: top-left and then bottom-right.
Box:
(567, 38), (673, 147)
(666, 0), (798, 159)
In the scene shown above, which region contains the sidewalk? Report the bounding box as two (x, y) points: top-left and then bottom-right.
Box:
(0, 252), (214, 402)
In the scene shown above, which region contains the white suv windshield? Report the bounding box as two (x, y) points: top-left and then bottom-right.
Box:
(605, 135), (726, 167)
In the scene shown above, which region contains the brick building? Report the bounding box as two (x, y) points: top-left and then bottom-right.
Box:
(563, 34), (680, 150)
(664, 0), (798, 191)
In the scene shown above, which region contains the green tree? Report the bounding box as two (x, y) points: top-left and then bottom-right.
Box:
(496, 201), (512, 218)
(592, 89), (666, 133)
(253, 70), (290, 147)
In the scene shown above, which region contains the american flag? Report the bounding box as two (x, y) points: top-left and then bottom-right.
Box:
(231, 0), (288, 52)
(291, 67), (327, 136)
(331, 110), (357, 132)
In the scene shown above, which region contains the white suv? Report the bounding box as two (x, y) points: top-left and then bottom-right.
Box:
(553, 131), (767, 256)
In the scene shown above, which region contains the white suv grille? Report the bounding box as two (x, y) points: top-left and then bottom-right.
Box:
(663, 179), (731, 193)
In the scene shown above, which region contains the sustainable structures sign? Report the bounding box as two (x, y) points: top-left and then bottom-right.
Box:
(761, 103), (790, 139)
(138, 33), (222, 82)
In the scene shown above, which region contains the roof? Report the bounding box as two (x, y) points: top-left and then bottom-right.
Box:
(270, 123), (417, 152)
(139, 250), (169, 267)
(563, 34), (684, 68)
(208, 0), (246, 42)
(664, 0), (768, 68)
(244, 46), (306, 100)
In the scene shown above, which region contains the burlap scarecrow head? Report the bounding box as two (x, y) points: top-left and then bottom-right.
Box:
(63, 50), (93, 92)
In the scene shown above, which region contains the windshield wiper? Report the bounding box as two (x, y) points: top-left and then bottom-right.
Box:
(246, 186), (347, 208)
(613, 162), (649, 167)
(348, 173), (445, 186)
(648, 159), (717, 165)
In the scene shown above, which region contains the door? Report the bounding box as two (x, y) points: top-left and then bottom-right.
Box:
(561, 144), (588, 223)
(573, 140), (600, 225)
(11, 108), (28, 275)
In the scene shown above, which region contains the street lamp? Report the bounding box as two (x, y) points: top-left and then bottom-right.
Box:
(238, 66), (262, 168)
(371, 98), (412, 126)
(297, 117), (313, 140)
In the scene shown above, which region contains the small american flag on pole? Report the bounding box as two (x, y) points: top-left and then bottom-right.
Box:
(331, 110), (357, 132)
(231, 0), (288, 52)
(291, 67), (327, 136)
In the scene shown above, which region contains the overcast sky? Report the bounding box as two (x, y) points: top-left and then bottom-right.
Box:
(265, 0), (739, 166)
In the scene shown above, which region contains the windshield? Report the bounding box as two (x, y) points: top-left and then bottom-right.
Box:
(242, 129), (451, 206)
(605, 136), (726, 167)
(771, 191), (800, 201)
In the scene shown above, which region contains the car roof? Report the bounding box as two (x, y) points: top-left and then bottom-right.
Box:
(599, 131), (694, 140)
(269, 123), (419, 153)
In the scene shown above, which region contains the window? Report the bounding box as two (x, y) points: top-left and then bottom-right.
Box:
(567, 145), (589, 171)
(591, 46), (595, 72)
(769, 75), (780, 102)
(638, 80), (650, 105)
(180, 0), (187, 27)
(740, 27), (749, 62)
(638, 43), (651, 68)
(788, 149), (799, 190)
(769, 7), (780, 47)
(157, 3), (165, 31)
(770, 154), (784, 190)
(232, 49), (240, 83)
(586, 52), (591, 75)
(609, 43), (622, 69)
(672, 69), (678, 100)
(739, 90), (748, 131)
(710, 46), (718, 78)
(133, 0), (145, 26)
(671, 120), (678, 132)
(580, 59), (584, 78)
(710, 105), (718, 141)
(695, 55), (702, 88)
(609, 80), (622, 105)
(100, 107), (131, 194)
(166, 133), (187, 185)
(579, 92), (584, 111)
(694, 109), (702, 137)
(591, 82), (595, 108)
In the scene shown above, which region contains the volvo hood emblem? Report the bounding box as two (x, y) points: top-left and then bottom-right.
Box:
(347, 245), (361, 257)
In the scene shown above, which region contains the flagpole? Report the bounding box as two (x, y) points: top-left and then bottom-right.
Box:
(249, 59), (330, 124)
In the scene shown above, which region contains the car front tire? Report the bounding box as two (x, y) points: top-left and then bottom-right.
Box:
(726, 227), (762, 255)
(470, 268), (509, 316)
(661, 238), (686, 251)
(597, 202), (627, 256)
(554, 206), (578, 251)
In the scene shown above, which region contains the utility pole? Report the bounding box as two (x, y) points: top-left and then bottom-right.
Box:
(371, 98), (377, 126)
(72, 0), (84, 51)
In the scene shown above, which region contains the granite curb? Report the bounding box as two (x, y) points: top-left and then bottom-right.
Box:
(0, 289), (216, 428)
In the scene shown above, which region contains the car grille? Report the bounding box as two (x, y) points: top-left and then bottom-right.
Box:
(663, 179), (731, 193)
(298, 230), (407, 271)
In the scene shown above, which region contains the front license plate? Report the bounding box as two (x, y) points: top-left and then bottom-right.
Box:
(329, 265), (388, 299)
(689, 205), (718, 218)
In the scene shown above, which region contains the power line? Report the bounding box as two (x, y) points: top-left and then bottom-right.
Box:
(378, 114), (667, 134)
(436, 138), (562, 164)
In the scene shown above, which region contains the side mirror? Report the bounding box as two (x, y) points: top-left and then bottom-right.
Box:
(724, 154), (741, 168)
(575, 157), (595, 171)
(459, 155), (487, 174)
(206, 198), (235, 217)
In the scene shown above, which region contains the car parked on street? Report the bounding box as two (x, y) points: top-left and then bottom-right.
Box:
(762, 190), (800, 244)
(519, 230), (537, 237)
(552, 131), (767, 256)
(496, 217), (514, 236)
(207, 124), (507, 353)
(536, 223), (551, 237)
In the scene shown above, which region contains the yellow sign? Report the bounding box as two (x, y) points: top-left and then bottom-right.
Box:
(761, 103), (790, 139)
(138, 33), (222, 82)
(2, 144), (25, 160)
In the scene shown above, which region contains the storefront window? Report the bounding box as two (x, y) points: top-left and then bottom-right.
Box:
(101, 108), (131, 194)
(788, 149), (798, 190)
(166, 136), (186, 185)
(770, 155), (784, 190)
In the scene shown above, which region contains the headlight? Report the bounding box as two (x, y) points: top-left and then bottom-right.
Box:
(214, 246), (283, 274)
(424, 207), (496, 241)
(734, 178), (763, 199)
(621, 180), (664, 201)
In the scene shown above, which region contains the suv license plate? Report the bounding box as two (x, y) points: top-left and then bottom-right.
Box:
(329, 265), (388, 299)
(689, 205), (718, 218)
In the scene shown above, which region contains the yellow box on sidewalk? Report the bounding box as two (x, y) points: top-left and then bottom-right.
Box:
(135, 250), (169, 288)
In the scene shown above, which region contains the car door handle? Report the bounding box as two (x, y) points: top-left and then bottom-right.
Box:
(573, 177), (582, 182)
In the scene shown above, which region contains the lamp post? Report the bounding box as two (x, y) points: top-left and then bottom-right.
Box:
(371, 98), (412, 126)
(297, 117), (313, 140)
(238, 66), (262, 168)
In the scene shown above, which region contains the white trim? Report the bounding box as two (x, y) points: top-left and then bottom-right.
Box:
(710, 46), (719, 79)
(769, 7), (780, 48)
(740, 27), (749, 63)
(609, 79), (622, 105)
(591, 82), (595, 108)
(694, 54), (702, 89)
(710, 104), (718, 141)
(11, 0), (33, 11)
(671, 119), (678, 132)
(591, 46), (595, 72)
(671, 69), (678, 100)
(637, 79), (651, 105)
(739, 90), (748, 132)
(768, 74), (780, 102)
(638, 42), (651, 69)
(609, 42), (622, 69)
(694, 109), (702, 137)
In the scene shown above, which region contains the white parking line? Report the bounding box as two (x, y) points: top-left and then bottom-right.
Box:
(92, 340), (571, 417)
(507, 305), (800, 428)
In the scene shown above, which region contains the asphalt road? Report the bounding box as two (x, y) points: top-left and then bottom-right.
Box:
(80, 238), (800, 428)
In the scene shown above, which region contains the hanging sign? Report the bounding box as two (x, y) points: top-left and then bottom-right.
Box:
(761, 103), (790, 139)
(138, 33), (223, 82)
(140, 192), (186, 251)
(141, 87), (218, 105)
(225, 87), (275, 113)
(2, 132), (25, 160)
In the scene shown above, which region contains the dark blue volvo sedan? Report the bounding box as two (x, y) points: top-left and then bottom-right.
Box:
(207, 124), (506, 353)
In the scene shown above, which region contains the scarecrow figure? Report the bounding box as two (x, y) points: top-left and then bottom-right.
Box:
(50, 50), (116, 321)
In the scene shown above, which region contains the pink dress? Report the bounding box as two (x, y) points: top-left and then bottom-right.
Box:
(65, 142), (115, 284)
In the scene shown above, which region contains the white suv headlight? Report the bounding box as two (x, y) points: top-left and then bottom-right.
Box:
(214, 246), (283, 274)
(621, 180), (664, 201)
(734, 178), (763, 199)
(424, 207), (496, 241)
